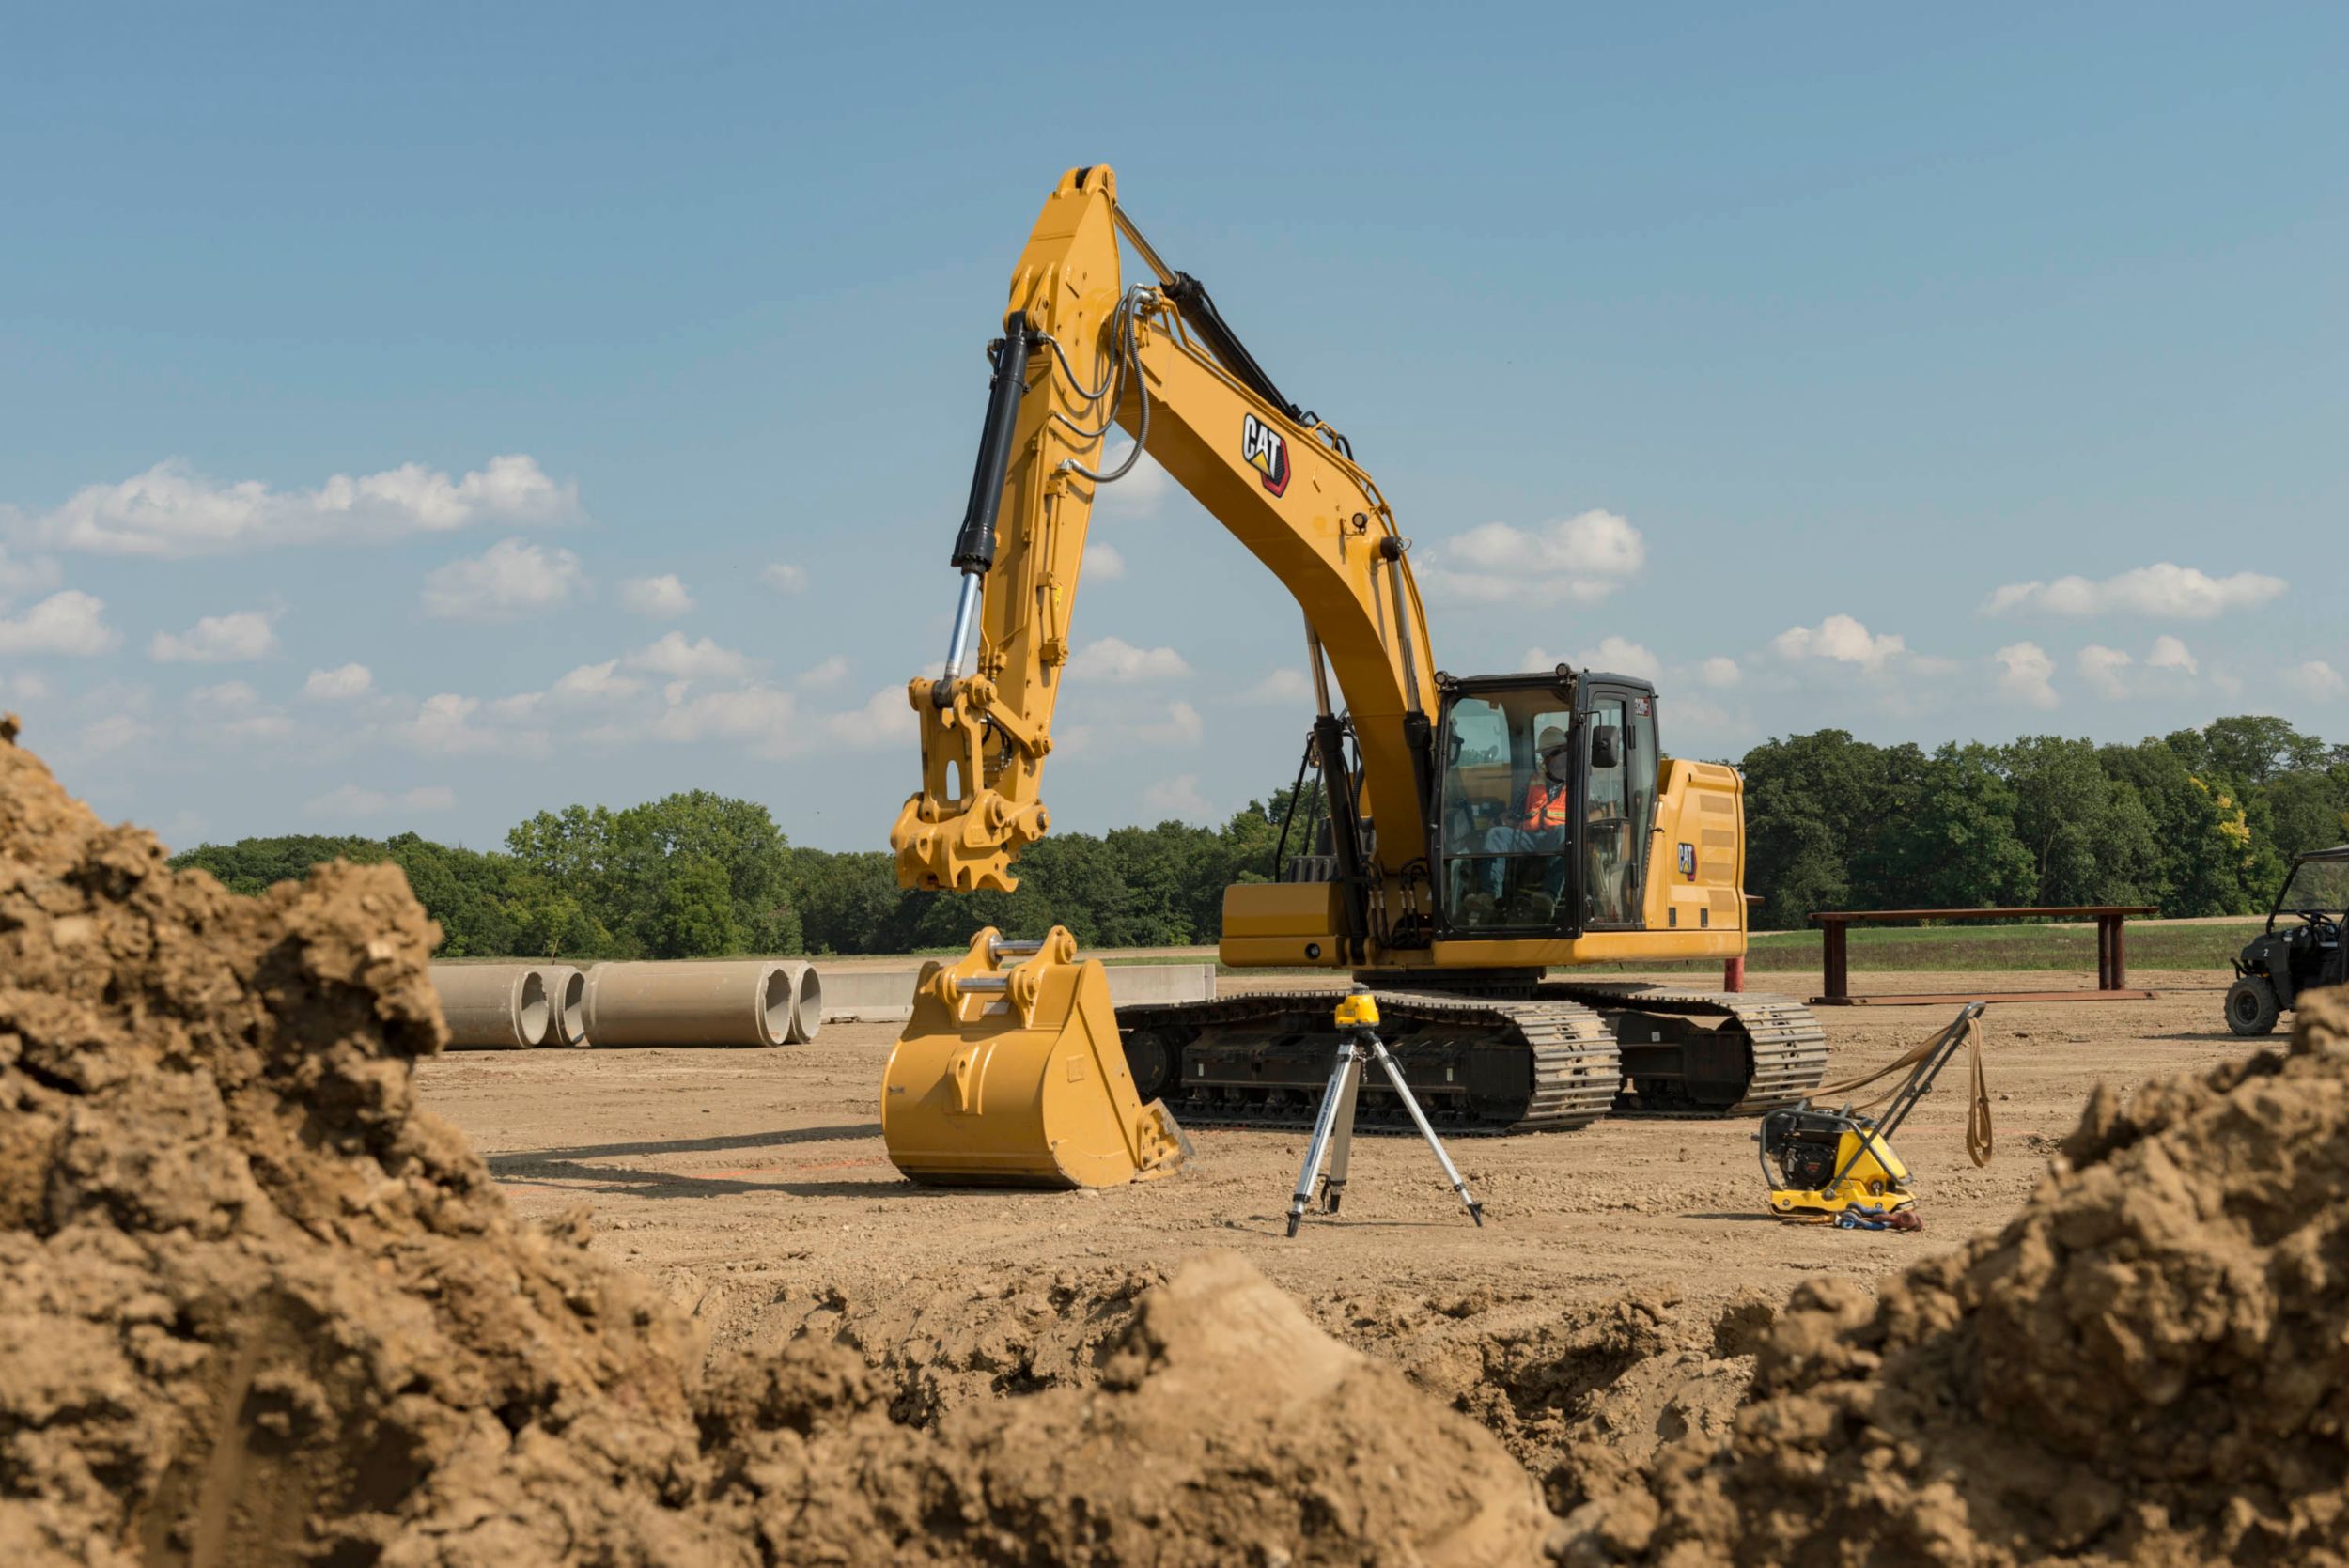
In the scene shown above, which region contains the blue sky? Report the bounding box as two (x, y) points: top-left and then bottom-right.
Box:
(1, 6), (2341, 853)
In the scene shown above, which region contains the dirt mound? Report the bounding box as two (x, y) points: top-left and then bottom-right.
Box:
(0, 718), (1552, 1566)
(745, 1263), (1171, 1424)
(1309, 1282), (1755, 1514)
(1563, 984), (2349, 1566)
(707, 1253), (1555, 1564)
(0, 714), (730, 1563)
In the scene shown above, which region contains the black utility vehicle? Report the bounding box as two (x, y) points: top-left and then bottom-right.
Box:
(2227, 846), (2349, 1036)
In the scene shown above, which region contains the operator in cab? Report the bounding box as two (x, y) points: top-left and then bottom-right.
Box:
(1482, 725), (1575, 898)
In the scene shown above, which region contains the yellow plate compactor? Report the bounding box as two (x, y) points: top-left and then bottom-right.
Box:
(880, 926), (1190, 1188)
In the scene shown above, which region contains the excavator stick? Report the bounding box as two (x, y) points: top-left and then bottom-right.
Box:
(881, 925), (1191, 1188)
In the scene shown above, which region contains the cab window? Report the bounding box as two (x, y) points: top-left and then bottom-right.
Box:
(1439, 690), (1575, 932)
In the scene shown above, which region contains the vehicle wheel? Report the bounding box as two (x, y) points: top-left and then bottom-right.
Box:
(2225, 975), (2281, 1037)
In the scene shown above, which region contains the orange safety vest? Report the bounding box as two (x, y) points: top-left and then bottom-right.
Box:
(1517, 779), (1571, 831)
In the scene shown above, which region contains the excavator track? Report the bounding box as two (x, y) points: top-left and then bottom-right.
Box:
(1114, 983), (1828, 1135)
(1117, 990), (1622, 1135)
(1544, 983), (1829, 1116)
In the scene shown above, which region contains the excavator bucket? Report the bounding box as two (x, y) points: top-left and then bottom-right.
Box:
(881, 925), (1191, 1188)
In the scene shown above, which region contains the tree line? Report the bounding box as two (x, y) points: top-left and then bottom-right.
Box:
(169, 715), (2347, 957)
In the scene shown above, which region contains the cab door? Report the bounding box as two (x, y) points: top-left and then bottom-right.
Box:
(1579, 684), (1656, 930)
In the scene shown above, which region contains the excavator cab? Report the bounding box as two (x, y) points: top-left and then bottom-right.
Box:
(1432, 672), (1659, 939)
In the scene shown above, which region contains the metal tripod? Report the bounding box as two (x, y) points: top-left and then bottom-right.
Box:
(1285, 1006), (1485, 1237)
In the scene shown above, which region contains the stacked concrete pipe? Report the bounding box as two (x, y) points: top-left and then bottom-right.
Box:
(583, 959), (820, 1048)
(429, 965), (552, 1050)
(540, 963), (589, 1046)
(784, 960), (821, 1044)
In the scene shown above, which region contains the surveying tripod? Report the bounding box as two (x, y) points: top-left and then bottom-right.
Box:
(1285, 986), (1486, 1237)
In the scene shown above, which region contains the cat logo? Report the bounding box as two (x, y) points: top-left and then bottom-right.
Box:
(1241, 412), (1291, 497)
(1678, 843), (1697, 881)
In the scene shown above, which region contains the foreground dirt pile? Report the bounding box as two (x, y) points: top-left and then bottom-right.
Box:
(0, 716), (734, 1562)
(0, 719), (1552, 1566)
(1563, 983), (2349, 1566)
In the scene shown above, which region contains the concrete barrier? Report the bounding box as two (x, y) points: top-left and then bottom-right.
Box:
(818, 961), (1215, 1024)
(430, 965), (552, 1050)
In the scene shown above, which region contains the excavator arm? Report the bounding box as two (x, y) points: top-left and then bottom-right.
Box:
(890, 165), (1439, 936)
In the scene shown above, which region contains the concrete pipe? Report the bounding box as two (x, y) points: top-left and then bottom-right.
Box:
(777, 960), (822, 1044)
(539, 964), (589, 1046)
(430, 964), (552, 1050)
(581, 960), (798, 1048)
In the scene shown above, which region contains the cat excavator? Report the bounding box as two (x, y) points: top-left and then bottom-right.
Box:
(880, 166), (1827, 1188)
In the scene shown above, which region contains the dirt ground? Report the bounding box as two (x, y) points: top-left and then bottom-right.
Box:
(420, 968), (2244, 1369)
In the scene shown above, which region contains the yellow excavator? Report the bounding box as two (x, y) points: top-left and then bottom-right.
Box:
(880, 166), (1827, 1187)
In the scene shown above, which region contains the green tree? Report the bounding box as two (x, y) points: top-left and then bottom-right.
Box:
(1738, 730), (1895, 925)
(1875, 743), (2034, 908)
(644, 853), (746, 958)
(1999, 737), (2159, 906)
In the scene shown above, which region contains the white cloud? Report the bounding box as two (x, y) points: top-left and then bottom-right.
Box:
(818, 688), (915, 750)
(653, 684), (798, 750)
(618, 573), (694, 617)
(1089, 441), (1174, 520)
(391, 692), (547, 756)
(421, 537), (584, 622)
(1429, 510), (1645, 604)
(552, 660), (645, 703)
(302, 662), (374, 701)
(0, 589), (117, 656)
(798, 654), (851, 690)
(150, 609), (277, 664)
(2077, 644), (2133, 700)
(305, 783), (457, 819)
(1243, 668), (1315, 706)
(81, 712), (156, 753)
(1135, 701), (1204, 748)
(1574, 636), (1663, 684)
(2284, 660), (2346, 702)
(1083, 543), (1126, 580)
(185, 680), (261, 715)
(1698, 656), (1742, 690)
(1983, 564), (2285, 620)
(14, 454), (578, 558)
(485, 691), (545, 724)
(1069, 636), (1190, 683)
(1995, 642), (2060, 708)
(185, 681), (294, 742)
(0, 546), (61, 602)
(763, 563), (808, 594)
(2146, 635), (2198, 675)
(0, 672), (52, 702)
(628, 631), (753, 681)
(1142, 774), (1211, 820)
(1771, 614), (1908, 674)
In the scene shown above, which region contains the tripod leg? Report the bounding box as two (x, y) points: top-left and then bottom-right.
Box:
(1322, 1050), (1361, 1213)
(1287, 1048), (1358, 1237)
(1366, 1034), (1485, 1227)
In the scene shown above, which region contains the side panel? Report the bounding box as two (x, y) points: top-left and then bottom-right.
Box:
(1643, 759), (1747, 940)
(1219, 881), (1347, 969)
